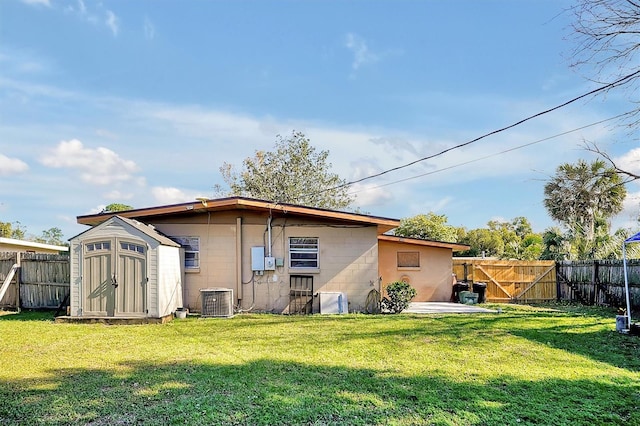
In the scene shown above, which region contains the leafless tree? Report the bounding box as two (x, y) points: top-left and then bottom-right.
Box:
(569, 0), (640, 128)
(583, 140), (640, 185)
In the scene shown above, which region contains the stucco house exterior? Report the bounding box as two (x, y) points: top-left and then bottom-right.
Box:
(74, 197), (467, 317)
(378, 235), (469, 302)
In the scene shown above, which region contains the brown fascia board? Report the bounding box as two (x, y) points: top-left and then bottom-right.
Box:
(378, 234), (470, 252)
(77, 196), (401, 233)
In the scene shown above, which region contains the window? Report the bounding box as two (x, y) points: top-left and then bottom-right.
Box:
(171, 236), (200, 269)
(289, 237), (319, 269)
(85, 241), (111, 252)
(120, 242), (145, 254)
(397, 251), (420, 268)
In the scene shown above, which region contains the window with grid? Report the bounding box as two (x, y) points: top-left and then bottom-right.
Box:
(289, 237), (319, 269)
(171, 236), (200, 269)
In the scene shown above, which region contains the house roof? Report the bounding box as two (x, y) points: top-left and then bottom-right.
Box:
(0, 237), (69, 252)
(70, 216), (181, 248)
(77, 196), (401, 234)
(378, 234), (470, 252)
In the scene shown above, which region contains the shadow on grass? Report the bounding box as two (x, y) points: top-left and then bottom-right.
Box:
(326, 311), (640, 373)
(1, 358), (637, 426)
(0, 310), (55, 322)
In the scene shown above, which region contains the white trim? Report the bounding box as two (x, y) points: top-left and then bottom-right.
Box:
(0, 237), (69, 252)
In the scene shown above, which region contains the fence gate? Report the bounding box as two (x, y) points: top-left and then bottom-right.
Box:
(453, 260), (556, 303)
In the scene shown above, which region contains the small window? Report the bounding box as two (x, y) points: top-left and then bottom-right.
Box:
(85, 241), (111, 252)
(120, 242), (145, 254)
(171, 236), (200, 269)
(397, 251), (420, 268)
(289, 237), (319, 269)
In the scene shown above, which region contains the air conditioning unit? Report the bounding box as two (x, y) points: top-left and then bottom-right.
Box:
(200, 288), (234, 318)
(319, 292), (348, 314)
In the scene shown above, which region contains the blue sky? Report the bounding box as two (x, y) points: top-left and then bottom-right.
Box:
(1, 0), (639, 240)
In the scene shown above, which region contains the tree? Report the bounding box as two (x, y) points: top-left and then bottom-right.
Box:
(35, 228), (65, 246)
(544, 159), (626, 253)
(394, 213), (458, 242)
(103, 203), (133, 212)
(456, 217), (544, 260)
(540, 227), (570, 261)
(218, 131), (354, 210)
(569, 0), (640, 128)
(457, 228), (505, 258)
(0, 221), (26, 239)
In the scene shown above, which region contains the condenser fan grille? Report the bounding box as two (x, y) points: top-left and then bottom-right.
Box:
(200, 288), (234, 318)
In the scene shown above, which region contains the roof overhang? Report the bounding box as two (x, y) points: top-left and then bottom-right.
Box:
(0, 237), (69, 252)
(77, 197), (401, 234)
(378, 234), (470, 252)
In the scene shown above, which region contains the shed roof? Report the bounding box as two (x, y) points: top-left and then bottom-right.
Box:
(77, 196), (401, 234)
(70, 216), (181, 247)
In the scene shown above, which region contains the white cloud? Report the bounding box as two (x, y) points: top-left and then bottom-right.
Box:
(103, 190), (133, 200)
(105, 10), (119, 36)
(0, 154), (29, 175)
(151, 187), (196, 205)
(21, 0), (51, 6)
(144, 17), (155, 40)
(616, 147), (640, 179)
(344, 33), (379, 71)
(40, 139), (139, 185)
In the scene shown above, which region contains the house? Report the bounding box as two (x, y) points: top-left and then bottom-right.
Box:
(73, 196), (467, 318)
(0, 237), (69, 254)
(378, 235), (469, 302)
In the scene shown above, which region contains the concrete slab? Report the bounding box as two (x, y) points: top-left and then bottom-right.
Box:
(54, 315), (173, 325)
(403, 302), (496, 314)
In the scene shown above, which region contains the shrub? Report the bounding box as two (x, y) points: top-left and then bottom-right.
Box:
(381, 281), (417, 314)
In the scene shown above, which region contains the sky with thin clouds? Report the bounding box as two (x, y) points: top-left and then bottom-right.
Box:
(1, 0), (638, 240)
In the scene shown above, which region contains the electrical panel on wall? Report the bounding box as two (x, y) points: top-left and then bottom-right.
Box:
(251, 246), (265, 271)
(264, 256), (276, 271)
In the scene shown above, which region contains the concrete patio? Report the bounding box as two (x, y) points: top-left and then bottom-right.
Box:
(403, 302), (497, 314)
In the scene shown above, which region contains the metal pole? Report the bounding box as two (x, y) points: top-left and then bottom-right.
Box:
(623, 243), (632, 329)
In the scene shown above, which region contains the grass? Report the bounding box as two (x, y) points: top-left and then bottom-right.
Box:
(0, 304), (638, 425)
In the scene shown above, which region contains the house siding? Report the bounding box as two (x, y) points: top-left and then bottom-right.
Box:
(378, 239), (454, 302)
(153, 213), (380, 313)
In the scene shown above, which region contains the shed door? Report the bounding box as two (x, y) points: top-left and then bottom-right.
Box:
(83, 241), (114, 316)
(116, 241), (147, 316)
(82, 239), (147, 317)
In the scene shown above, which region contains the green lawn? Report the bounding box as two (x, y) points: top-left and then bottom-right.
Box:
(0, 304), (638, 425)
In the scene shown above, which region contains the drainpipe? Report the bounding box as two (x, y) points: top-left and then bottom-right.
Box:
(267, 215), (272, 257)
(236, 217), (243, 303)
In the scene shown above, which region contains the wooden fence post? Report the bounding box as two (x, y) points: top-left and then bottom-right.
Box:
(16, 252), (21, 312)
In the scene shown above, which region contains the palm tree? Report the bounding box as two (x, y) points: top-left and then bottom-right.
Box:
(544, 159), (626, 259)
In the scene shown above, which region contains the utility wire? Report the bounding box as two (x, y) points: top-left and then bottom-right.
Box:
(321, 69), (640, 194)
(346, 111), (634, 195)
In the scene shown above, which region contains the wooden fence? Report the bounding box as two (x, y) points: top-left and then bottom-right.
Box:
(453, 259), (557, 303)
(0, 252), (70, 310)
(453, 258), (640, 311)
(556, 260), (640, 311)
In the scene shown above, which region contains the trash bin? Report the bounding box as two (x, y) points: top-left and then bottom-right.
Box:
(452, 282), (470, 303)
(472, 282), (487, 303)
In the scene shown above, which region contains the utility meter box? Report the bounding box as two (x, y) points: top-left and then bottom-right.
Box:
(251, 247), (265, 271)
(264, 256), (276, 271)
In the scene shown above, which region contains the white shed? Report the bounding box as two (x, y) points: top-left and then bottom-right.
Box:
(69, 216), (183, 319)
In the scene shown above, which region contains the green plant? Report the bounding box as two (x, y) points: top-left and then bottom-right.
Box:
(381, 281), (417, 313)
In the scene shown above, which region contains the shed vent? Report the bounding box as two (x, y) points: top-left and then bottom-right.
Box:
(200, 288), (234, 318)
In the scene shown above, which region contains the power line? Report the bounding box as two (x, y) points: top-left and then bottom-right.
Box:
(346, 111), (634, 195)
(324, 69), (640, 194)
